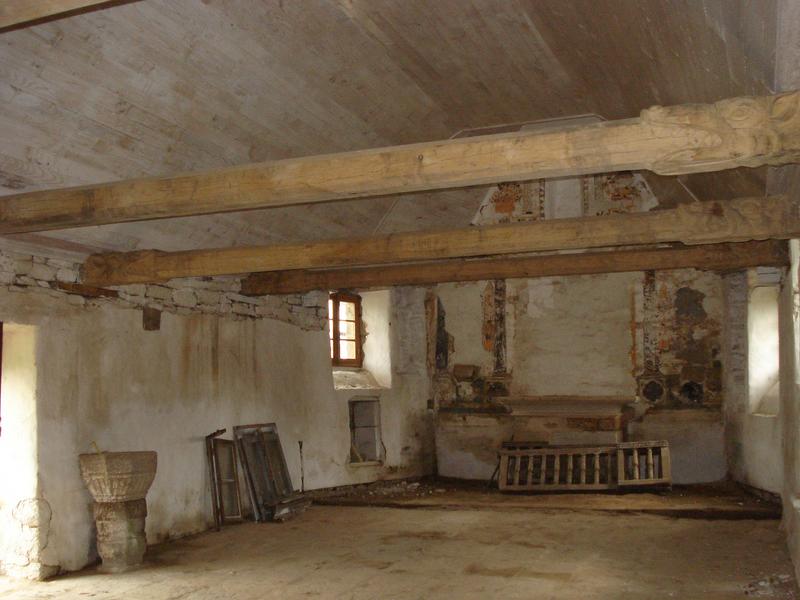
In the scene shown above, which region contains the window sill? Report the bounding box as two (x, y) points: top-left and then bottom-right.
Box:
(333, 368), (385, 391)
(348, 460), (383, 468)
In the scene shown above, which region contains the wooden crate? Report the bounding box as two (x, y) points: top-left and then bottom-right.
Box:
(617, 441), (671, 487)
(499, 446), (618, 491)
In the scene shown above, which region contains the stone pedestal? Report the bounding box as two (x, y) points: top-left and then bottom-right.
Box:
(92, 499), (148, 573)
(79, 451), (157, 574)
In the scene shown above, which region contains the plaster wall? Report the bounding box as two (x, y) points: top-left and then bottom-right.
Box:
(436, 412), (622, 480)
(436, 283), (493, 374)
(628, 411), (726, 484)
(0, 325), (51, 578)
(0, 284), (431, 575)
(749, 284), (781, 414)
(361, 290), (393, 388)
(775, 0), (800, 578)
(435, 268), (727, 484)
(723, 272), (783, 495)
(333, 288), (433, 479)
(509, 273), (638, 396)
(774, 234), (800, 574)
(436, 171), (727, 485)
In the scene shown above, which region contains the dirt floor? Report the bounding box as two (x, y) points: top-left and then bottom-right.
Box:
(0, 487), (796, 599)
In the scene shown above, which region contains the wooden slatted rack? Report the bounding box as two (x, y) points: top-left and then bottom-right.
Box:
(498, 441), (670, 492)
(617, 441), (671, 487)
(499, 445), (618, 491)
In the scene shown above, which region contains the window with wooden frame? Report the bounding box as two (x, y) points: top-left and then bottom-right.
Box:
(328, 292), (363, 367)
(349, 398), (382, 464)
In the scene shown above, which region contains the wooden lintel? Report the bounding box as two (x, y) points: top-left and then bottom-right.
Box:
(240, 241), (789, 295)
(0, 1), (127, 30)
(3, 91), (800, 233)
(54, 281), (119, 298)
(81, 195), (800, 286)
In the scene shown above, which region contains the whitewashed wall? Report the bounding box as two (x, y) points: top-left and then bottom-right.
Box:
(0, 283), (431, 575)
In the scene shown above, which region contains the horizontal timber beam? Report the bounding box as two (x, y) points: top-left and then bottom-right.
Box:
(81, 195), (800, 286)
(241, 240), (790, 295)
(4, 91), (800, 233)
(0, 1), (127, 30)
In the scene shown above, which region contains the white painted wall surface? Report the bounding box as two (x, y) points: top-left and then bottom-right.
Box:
(361, 290), (392, 388)
(629, 411), (726, 484)
(0, 325), (48, 578)
(775, 1), (800, 578)
(435, 282), (494, 373)
(436, 273), (640, 397)
(749, 285), (781, 415)
(0, 285), (431, 574)
(723, 272), (783, 495)
(435, 269), (729, 485)
(509, 274), (639, 396)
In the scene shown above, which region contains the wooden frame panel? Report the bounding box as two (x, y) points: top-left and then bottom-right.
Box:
(348, 397), (382, 464)
(499, 447), (618, 492)
(499, 442), (672, 492)
(232, 422), (296, 522)
(329, 292), (363, 368)
(211, 438), (243, 525)
(617, 441), (672, 487)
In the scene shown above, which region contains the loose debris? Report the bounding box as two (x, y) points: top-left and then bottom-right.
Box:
(743, 573), (795, 598)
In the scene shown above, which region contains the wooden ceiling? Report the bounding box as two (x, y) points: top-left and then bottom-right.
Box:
(0, 0), (777, 259)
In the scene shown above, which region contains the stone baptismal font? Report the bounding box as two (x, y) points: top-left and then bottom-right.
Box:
(79, 451), (158, 573)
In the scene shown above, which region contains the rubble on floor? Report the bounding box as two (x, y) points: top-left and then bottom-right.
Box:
(743, 573), (795, 597)
(310, 478), (783, 519)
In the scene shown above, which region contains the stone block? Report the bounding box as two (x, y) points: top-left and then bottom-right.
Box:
(29, 263), (57, 281)
(195, 289), (222, 306)
(14, 259), (34, 276)
(15, 276), (36, 287)
(226, 293), (259, 305)
(232, 302), (255, 316)
(120, 284), (147, 297)
(146, 285), (173, 301)
(55, 268), (79, 283)
(172, 289), (198, 308)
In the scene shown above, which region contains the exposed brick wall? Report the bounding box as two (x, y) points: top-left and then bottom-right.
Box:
(0, 250), (327, 331)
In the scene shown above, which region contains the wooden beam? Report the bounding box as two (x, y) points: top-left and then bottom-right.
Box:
(239, 241), (789, 295)
(0, 1), (126, 30)
(81, 195), (800, 286)
(4, 92), (800, 234)
(54, 281), (118, 298)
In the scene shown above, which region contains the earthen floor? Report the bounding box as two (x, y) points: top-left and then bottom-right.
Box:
(1, 501), (796, 599)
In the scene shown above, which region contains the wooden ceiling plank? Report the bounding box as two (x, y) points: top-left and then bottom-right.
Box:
(240, 240), (789, 295)
(3, 91), (800, 235)
(81, 195), (800, 286)
(0, 1), (125, 30)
